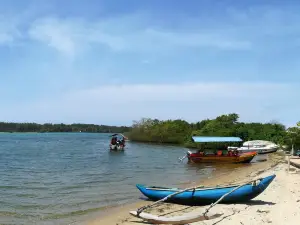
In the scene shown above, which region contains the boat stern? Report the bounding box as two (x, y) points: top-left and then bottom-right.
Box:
(238, 151), (257, 163)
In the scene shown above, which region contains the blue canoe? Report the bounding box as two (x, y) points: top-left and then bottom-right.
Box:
(136, 174), (275, 205)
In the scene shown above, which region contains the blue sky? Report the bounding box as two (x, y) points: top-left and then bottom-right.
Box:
(0, 0), (299, 126)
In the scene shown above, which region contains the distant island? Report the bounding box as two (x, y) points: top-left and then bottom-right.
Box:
(0, 122), (131, 133)
(127, 113), (300, 149)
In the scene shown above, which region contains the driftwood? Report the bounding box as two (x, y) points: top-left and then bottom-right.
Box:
(130, 177), (263, 224)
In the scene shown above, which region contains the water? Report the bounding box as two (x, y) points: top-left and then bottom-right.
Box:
(0, 133), (260, 224)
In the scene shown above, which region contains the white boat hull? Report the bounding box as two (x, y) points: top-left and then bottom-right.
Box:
(230, 140), (278, 155)
(237, 149), (258, 153)
(256, 148), (278, 154)
(110, 144), (125, 151)
(237, 147), (278, 154)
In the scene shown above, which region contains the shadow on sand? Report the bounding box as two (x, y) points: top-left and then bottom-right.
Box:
(245, 199), (275, 206)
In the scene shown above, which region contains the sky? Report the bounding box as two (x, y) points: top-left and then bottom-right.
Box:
(0, 0), (299, 127)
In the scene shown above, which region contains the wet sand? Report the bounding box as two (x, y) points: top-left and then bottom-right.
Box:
(86, 153), (285, 225)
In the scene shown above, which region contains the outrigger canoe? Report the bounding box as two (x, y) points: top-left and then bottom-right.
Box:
(136, 174), (276, 205)
(187, 136), (257, 163)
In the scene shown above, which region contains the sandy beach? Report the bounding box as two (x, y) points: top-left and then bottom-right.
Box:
(86, 153), (299, 225)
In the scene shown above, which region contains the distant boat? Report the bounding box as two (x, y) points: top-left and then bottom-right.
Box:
(186, 136), (257, 163)
(236, 140), (278, 154)
(109, 133), (127, 151)
(135, 174), (276, 205)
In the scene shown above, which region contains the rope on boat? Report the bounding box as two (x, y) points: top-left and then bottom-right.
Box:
(136, 177), (263, 217)
(178, 154), (187, 162)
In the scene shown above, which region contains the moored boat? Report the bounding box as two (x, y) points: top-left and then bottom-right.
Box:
(136, 174), (276, 205)
(187, 151), (257, 163)
(237, 140), (278, 154)
(187, 136), (257, 163)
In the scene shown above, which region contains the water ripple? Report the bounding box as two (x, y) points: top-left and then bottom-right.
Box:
(0, 132), (233, 225)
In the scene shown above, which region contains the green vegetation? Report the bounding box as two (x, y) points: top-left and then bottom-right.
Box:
(129, 118), (191, 144)
(128, 113), (300, 149)
(0, 122), (131, 133)
(3, 113), (300, 150)
(286, 123), (300, 150)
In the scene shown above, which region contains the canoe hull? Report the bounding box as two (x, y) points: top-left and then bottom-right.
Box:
(136, 174), (275, 205)
(187, 151), (257, 164)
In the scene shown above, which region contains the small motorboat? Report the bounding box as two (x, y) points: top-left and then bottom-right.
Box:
(136, 174), (276, 205)
(237, 140), (279, 154)
(109, 133), (127, 151)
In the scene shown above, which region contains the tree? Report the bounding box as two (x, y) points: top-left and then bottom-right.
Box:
(128, 113), (291, 147)
(286, 126), (300, 150)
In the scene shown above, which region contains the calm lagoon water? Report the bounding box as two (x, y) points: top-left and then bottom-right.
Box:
(0, 133), (259, 224)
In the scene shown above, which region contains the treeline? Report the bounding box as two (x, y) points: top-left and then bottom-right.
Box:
(0, 122), (131, 133)
(128, 113), (300, 148)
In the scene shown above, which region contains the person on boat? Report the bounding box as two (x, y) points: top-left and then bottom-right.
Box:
(197, 150), (204, 156)
(121, 137), (126, 147)
(217, 150), (223, 156)
(116, 138), (121, 146)
(111, 137), (117, 145)
(233, 149), (239, 156)
(197, 149), (205, 155)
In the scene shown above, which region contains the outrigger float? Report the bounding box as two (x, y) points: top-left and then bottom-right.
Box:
(186, 136), (257, 163)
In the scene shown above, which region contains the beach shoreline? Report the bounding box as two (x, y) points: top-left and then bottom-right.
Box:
(86, 153), (285, 225)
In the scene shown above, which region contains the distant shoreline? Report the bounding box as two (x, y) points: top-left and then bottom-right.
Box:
(0, 122), (131, 133)
(0, 131), (123, 133)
